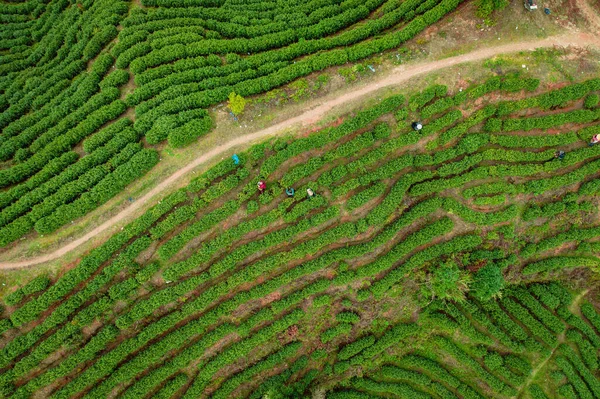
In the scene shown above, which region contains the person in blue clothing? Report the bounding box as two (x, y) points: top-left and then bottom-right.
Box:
(232, 154), (240, 165)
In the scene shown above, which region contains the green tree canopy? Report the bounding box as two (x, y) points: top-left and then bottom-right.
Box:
(228, 92), (246, 116)
(471, 264), (504, 301)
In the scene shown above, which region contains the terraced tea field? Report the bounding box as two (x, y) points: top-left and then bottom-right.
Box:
(0, 0), (466, 246)
(2, 74), (600, 398)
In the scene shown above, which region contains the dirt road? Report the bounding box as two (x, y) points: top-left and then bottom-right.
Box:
(2, 32), (599, 270)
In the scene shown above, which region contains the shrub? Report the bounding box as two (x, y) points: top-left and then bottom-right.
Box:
(584, 94), (599, 109)
(168, 113), (213, 148)
(471, 264), (504, 301)
(523, 257), (599, 275)
(4, 276), (50, 307)
(338, 335), (376, 360)
(321, 323), (353, 344)
(336, 312), (360, 324)
(135, 262), (161, 284)
(246, 201), (259, 214)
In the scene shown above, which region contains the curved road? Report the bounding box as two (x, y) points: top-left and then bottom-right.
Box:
(2, 32), (599, 270)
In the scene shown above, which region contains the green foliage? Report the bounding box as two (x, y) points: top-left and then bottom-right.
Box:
(584, 94), (599, 109)
(338, 335), (375, 360)
(428, 260), (471, 302)
(336, 312), (360, 324)
(246, 200), (259, 214)
(168, 113), (213, 148)
(346, 182), (387, 210)
(228, 92), (246, 116)
(471, 264), (504, 301)
(34, 149), (159, 235)
(523, 256), (600, 275)
(135, 261), (161, 284)
(4, 276), (50, 307)
(321, 323), (353, 344)
(476, 0), (508, 18)
(408, 84), (447, 111)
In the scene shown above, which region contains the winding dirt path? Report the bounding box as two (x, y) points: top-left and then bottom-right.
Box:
(2, 32), (599, 270)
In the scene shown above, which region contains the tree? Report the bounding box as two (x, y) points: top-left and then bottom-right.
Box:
(428, 260), (471, 302)
(228, 92), (246, 116)
(471, 264), (504, 301)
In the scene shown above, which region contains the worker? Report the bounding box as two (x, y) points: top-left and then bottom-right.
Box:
(232, 154), (240, 165)
(257, 181), (266, 193)
(285, 187), (295, 197)
(307, 188), (315, 198)
(555, 150), (565, 160)
(412, 121), (423, 132)
(590, 134), (600, 146)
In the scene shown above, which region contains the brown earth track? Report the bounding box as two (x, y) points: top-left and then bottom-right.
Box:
(2, 32), (600, 270)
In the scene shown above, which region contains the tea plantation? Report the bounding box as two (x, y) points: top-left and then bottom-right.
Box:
(0, 0), (465, 246)
(2, 74), (600, 398)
